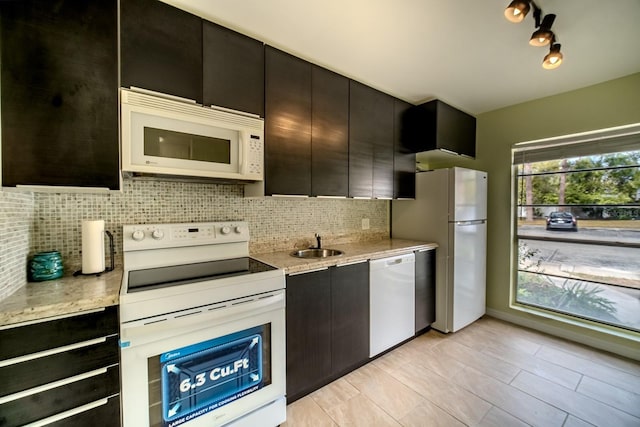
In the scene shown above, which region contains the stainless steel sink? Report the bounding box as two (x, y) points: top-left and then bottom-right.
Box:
(290, 248), (344, 258)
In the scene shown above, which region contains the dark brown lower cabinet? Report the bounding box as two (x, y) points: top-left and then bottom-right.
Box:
(331, 261), (369, 376)
(0, 307), (120, 427)
(286, 268), (332, 402)
(286, 262), (370, 403)
(415, 249), (436, 333)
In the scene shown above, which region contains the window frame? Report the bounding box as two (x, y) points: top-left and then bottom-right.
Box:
(510, 123), (640, 333)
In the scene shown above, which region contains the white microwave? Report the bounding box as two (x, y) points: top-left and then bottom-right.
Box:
(121, 89), (264, 182)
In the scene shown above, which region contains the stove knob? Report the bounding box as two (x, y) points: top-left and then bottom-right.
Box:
(234, 226), (243, 234)
(132, 230), (145, 241)
(220, 226), (231, 235)
(152, 229), (165, 240)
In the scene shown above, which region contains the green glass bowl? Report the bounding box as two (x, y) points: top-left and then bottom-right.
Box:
(28, 251), (64, 282)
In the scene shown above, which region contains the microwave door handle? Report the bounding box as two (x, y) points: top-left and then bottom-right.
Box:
(238, 132), (246, 174)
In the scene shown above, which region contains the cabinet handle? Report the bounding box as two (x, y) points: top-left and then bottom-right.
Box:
(288, 267), (329, 276)
(26, 397), (110, 426)
(336, 260), (367, 267)
(0, 336), (108, 368)
(16, 184), (111, 193)
(129, 86), (197, 103)
(0, 367), (109, 405)
(0, 307), (106, 331)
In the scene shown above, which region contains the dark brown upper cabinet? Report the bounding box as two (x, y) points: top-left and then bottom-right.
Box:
(311, 66), (349, 197)
(393, 99), (416, 199)
(121, 0), (203, 103)
(406, 99), (476, 158)
(264, 46), (312, 196)
(349, 81), (394, 198)
(0, 0), (119, 190)
(202, 21), (264, 117)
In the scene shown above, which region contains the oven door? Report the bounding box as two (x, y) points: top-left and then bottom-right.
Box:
(120, 290), (285, 427)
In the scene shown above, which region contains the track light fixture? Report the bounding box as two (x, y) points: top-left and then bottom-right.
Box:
(503, 1), (564, 69)
(529, 14), (555, 47)
(504, 0), (531, 23)
(543, 42), (563, 69)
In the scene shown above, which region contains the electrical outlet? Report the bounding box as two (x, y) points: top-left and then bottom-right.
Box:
(362, 218), (370, 230)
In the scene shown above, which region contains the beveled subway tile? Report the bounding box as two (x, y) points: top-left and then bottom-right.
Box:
(398, 399), (466, 427)
(324, 394), (401, 427)
(310, 377), (360, 413)
(535, 345), (640, 394)
(577, 375), (640, 418)
(392, 362), (492, 426)
(476, 406), (530, 427)
(451, 366), (567, 427)
(283, 395), (337, 427)
(511, 370), (640, 427)
(481, 340), (583, 390)
(430, 339), (521, 384)
(344, 363), (424, 420)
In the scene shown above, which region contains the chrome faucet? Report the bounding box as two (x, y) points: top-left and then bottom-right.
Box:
(314, 233), (322, 249)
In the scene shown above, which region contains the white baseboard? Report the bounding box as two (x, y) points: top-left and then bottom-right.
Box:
(485, 307), (640, 361)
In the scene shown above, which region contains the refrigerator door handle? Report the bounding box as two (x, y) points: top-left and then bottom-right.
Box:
(453, 219), (486, 226)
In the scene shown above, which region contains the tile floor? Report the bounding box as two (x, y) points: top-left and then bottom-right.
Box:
(282, 316), (640, 426)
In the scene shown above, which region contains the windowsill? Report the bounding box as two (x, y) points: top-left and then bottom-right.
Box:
(509, 302), (640, 343)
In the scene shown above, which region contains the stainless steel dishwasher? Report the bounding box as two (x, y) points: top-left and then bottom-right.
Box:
(369, 252), (416, 357)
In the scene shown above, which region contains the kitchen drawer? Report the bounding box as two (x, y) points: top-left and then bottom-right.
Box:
(0, 306), (118, 360)
(0, 365), (119, 427)
(46, 394), (120, 427)
(0, 335), (119, 397)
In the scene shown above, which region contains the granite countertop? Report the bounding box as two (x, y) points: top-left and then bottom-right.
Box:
(253, 238), (438, 274)
(0, 239), (436, 328)
(0, 268), (122, 328)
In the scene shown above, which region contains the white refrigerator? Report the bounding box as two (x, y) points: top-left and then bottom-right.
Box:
(392, 167), (487, 333)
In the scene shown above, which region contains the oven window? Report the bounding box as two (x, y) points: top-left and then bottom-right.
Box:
(147, 324), (272, 427)
(144, 127), (231, 164)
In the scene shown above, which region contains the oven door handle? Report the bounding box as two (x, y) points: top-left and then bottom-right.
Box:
(120, 290), (284, 347)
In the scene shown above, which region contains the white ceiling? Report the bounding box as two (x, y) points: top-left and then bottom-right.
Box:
(162, 0), (640, 115)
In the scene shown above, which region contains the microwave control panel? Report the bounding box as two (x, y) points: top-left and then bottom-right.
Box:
(247, 133), (263, 177)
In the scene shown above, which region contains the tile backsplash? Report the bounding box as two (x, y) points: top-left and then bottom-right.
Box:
(1, 178), (388, 299)
(0, 191), (35, 299)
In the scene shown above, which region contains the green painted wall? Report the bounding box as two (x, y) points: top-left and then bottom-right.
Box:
(420, 72), (640, 357)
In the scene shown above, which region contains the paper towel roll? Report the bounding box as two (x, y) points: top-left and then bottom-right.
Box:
(82, 220), (105, 274)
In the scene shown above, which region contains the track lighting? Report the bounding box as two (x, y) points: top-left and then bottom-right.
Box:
(542, 43), (563, 69)
(529, 14), (555, 47)
(504, 0), (531, 23)
(503, 1), (564, 69)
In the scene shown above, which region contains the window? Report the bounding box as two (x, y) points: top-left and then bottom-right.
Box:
(513, 124), (640, 333)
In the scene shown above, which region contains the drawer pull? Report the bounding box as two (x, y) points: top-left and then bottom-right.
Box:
(0, 336), (108, 368)
(0, 367), (109, 404)
(24, 397), (110, 427)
